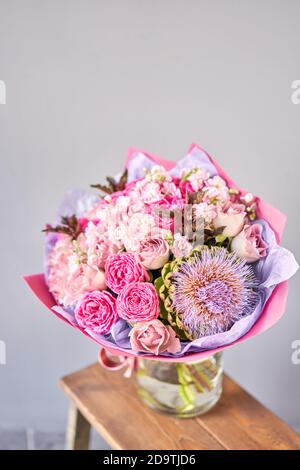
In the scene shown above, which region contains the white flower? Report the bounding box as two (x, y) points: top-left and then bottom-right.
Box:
(131, 180), (163, 204)
(142, 182), (163, 203)
(123, 213), (157, 250)
(147, 165), (172, 182)
(162, 181), (182, 198)
(202, 176), (229, 206)
(171, 233), (193, 258)
(194, 202), (218, 224)
(242, 192), (254, 204)
(115, 195), (131, 211)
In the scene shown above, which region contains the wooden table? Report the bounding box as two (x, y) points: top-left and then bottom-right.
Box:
(60, 363), (300, 450)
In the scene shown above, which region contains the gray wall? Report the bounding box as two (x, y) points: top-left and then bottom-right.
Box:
(0, 0), (299, 431)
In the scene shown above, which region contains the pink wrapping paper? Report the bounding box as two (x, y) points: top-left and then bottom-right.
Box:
(24, 273), (288, 362)
(24, 143), (291, 362)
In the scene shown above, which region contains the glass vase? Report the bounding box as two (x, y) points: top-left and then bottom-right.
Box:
(136, 353), (223, 417)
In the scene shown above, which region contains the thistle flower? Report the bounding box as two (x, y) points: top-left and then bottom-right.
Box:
(172, 247), (259, 339)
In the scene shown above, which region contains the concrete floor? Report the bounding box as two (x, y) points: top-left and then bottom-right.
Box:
(0, 427), (110, 450)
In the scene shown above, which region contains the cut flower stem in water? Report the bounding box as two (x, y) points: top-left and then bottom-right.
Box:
(136, 353), (223, 417)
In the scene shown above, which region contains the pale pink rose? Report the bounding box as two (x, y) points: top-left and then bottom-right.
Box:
(105, 252), (149, 294)
(171, 233), (193, 258)
(75, 290), (117, 334)
(116, 282), (159, 322)
(63, 265), (106, 306)
(137, 237), (170, 270)
(213, 203), (246, 237)
(231, 223), (268, 262)
(129, 319), (181, 355)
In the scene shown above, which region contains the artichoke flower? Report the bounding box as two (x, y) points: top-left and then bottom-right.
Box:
(154, 249), (201, 341)
(155, 246), (258, 341)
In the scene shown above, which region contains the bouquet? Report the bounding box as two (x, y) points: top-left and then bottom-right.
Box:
(25, 144), (298, 363)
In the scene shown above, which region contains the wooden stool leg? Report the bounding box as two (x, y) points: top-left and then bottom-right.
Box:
(65, 402), (91, 450)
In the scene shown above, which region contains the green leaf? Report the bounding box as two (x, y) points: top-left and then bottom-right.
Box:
(154, 276), (164, 293)
(158, 301), (169, 322)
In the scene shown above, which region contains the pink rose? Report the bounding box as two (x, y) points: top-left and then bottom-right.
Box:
(105, 252), (149, 294)
(129, 319), (181, 355)
(231, 223), (268, 263)
(75, 290), (118, 334)
(137, 237), (170, 270)
(117, 282), (159, 322)
(213, 203), (246, 237)
(63, 265), (106, 306)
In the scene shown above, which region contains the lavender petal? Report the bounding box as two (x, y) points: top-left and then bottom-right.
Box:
(170, 146), (218, 177)
(127, 152), (157, 182)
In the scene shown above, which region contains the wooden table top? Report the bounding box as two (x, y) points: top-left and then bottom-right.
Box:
(60, 363), (300, 450)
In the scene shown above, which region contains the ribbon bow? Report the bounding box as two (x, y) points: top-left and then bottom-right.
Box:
(98, 348), (137, 378)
